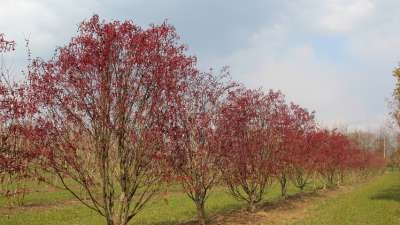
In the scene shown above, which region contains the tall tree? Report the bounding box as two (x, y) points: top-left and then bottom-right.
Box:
(272, 103), (316, 197)
(27, 15), (197, 225)
(169, 70), (234, 225)
(218, 89), (284, 212)
(284, 104), (316, 192)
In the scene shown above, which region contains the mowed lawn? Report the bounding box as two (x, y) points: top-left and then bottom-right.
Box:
(296, 171), (400, 225)
(0, 179), (305, 225)
(1, 171), (399, 225)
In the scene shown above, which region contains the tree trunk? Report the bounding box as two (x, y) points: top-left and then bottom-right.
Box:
(247, 200), (256, 213)
(339, 172), (344, 185)
(108, 216), (129, 225)
(328, 173), (334, 187)
(106, 217), (115, 225)
(196, 201), (206, 225)
(279, 175), (287, 198)
(247, 193), (258, 212)
(313, 172), (317, 190)
(107, 210), (129, 225)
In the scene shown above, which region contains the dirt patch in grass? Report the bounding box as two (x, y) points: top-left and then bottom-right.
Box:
(203, 186), (353, 225)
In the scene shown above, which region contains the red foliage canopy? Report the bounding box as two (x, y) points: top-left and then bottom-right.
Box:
(217, 88), (285, 210)
(26, 15), (197, 225)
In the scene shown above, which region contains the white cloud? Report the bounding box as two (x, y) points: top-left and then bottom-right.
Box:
(318, 0), (374, 33)
(225, 28), (366, 127)
(285, 0), (375, 35)
(0, 0), (103, 78)
(0, 0), (104, 53)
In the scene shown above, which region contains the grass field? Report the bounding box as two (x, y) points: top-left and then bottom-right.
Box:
(0, 179), (304, 225)
(295, 171), (400, 225)
(1, 172), (399, 225)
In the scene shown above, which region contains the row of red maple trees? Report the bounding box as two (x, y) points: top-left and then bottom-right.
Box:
(0, 16), (386, 225)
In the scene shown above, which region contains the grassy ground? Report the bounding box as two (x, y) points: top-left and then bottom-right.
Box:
(295, 171), (400, 225)
(0, 179), (304, 225)
(1, 172), (399, 225)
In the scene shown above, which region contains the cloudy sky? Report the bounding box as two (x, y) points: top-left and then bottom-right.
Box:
(1, 0), (399, 130)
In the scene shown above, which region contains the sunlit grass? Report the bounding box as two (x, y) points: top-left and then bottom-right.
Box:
(1, 172), (395, 225)
(295, 171), (400, 225)
(0, 178), (309, 225)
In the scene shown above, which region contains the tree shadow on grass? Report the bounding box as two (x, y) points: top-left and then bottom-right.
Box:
(370, 184), (400, 202)
(151, 201), (244, 225)
(173, 190), (324, 225)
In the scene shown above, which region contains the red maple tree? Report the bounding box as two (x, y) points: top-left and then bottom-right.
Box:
(27, 15), (197, 225)
(168, 70), (235, 224)
(218, 88), (284, 211)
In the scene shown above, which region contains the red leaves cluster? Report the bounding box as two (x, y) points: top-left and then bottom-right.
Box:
(216, 88), (284, 208)
(219, 89), (281, 178)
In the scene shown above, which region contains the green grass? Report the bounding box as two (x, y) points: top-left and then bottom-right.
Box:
(295, 171), (400, 225)
(0, 179), (305, 225)
(2, 172), (398, 225)
(0, 179), (78, 207)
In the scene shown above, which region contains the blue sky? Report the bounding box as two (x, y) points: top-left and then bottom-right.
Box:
(1, 0), (399, 130)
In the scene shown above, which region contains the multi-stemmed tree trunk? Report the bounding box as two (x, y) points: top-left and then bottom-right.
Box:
(195, 196), (207, 225)
(321, 169), (337, 188)
(27, 15), (197, 225)
(224, 173), (271, 213)
(278, 173), (288, 198)
(291, 168), (310, 192)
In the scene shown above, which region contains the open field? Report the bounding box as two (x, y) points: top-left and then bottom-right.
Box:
(295, 170), (400, 225)
(1, 171), (399, 225)
(0, 179), (305, 225)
